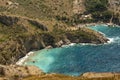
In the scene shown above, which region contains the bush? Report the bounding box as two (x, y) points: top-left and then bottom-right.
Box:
(85, 0), (108, 13)
(92, 11), (112, 22)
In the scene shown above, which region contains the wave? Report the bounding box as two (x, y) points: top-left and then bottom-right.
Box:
(16, 51), (34, 65)
(107, 37), (120, 44)
(61, 43), (76, 48)
(107, 38), (114, 43)
(79, 43), (98, 46)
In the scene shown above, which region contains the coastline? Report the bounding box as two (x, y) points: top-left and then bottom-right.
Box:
(61, 43), (76, 47)
(77, 22), (120, 28)
(15, 23), (119, 77)
(15, 23), (118, 65)
(16, 51), (34, 65)
(16, 43), (77, 65)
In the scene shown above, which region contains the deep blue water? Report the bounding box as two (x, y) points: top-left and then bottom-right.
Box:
(24, 25), (120, 76)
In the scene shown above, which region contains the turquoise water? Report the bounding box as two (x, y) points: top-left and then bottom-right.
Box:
(24, 25), (120, 76)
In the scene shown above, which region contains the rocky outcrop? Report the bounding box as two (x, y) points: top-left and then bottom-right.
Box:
(0, 65), (43, 79)
(28, 20), (48, 31)
(0, 15), (19, 26)
(65, 27), (109, 44)
(0, 14), (48, 31)
(55, 39), (71, 47)
(0, 14), (108, 65)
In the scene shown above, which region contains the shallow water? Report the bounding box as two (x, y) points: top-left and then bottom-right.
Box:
(24, 25), (120, 76)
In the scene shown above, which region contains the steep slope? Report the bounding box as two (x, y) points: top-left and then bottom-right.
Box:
(0, 14), (108, 64)
(0, 0), (118, 80)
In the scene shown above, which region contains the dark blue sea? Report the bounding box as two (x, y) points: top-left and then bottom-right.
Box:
(24, 25), (120, 76)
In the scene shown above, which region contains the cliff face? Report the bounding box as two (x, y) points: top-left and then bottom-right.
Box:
(0, 14), (48, 64)
(0, 14), (108, 65)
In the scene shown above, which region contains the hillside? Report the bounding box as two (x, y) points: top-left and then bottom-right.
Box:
(0, 0), (119, 80)
(0, 0), (119, 25)
(0, 0), (111, 65)
(0, 14), (108, 65)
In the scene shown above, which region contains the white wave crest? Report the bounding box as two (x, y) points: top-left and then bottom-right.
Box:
(62, 43), (76, 48)
(16, 51), (34, 65)
(107, 37), (120, 44)
(80, 43), (97, 46)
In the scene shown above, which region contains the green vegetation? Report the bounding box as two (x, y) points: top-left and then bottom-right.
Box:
(0, 0), (119, 79)
(85, 0), (113, 23)
(92, 10), (113, 22)
(85, 0), (108, 13)
(0, 14), (108, 64)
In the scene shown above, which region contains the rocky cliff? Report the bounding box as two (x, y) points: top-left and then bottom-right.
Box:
(0, 14), (108, 65)
(0, 0), (119, 79)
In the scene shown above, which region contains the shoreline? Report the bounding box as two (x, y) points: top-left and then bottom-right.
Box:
(77, 22), (120, 28)
(16, 43), (77, 65)
(16, 40), (112, 66)
(16, 51), (34, 65)
(16, 23), (118, 65)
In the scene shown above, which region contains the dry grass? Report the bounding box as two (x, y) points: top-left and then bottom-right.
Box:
(22, 74), (120, 80)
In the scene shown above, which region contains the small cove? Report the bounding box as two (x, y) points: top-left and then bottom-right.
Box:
(23, 25), (120, 76)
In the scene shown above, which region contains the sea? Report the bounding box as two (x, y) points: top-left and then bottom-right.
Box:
(23, 24), (120, 76)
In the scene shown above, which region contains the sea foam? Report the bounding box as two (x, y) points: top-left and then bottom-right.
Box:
(16, 51), (34, 65)
(107, 37), (120, 44)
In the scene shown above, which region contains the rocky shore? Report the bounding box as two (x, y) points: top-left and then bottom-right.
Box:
(0, 14), (113, 80)
(0, 14), (109, 65)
